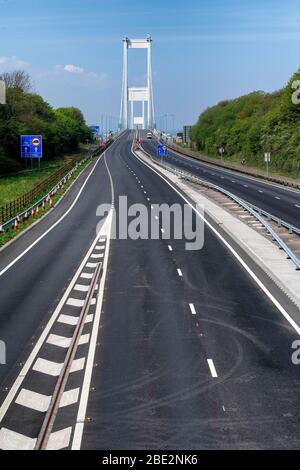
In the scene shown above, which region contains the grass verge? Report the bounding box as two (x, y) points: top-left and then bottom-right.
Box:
(0, 157), (93, 248)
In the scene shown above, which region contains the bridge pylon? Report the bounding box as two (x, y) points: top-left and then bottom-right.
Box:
(119, 35), (155, 130)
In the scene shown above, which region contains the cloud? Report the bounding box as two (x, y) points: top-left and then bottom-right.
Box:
(0, 56), (28, 69)
(52, 64), (107, 82)
(63, 64), (84, 74)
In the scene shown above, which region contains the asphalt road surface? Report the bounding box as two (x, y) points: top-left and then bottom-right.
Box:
(0, 131), (300, 449)
(142, 136), (300, 230)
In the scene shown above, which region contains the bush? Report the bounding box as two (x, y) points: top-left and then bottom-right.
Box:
(0, 72), (92, 174)
(190, 70), (300, 174)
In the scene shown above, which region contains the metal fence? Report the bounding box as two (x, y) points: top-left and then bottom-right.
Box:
(0, 160), (74, 224)
(0, 139), (114, 229)
(139, 144), (300, 271)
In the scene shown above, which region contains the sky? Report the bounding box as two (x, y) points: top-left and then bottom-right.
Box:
(0, 0), (300, 131)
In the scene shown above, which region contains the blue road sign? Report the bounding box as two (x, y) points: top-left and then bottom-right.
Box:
(157, 144), (168, 157)
(21, 135), (43, 158)
(89, 125), (100, 134)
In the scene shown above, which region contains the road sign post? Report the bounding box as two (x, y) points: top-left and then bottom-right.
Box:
(219, 146), (225, 161)
(157, 144), (168, 165)
(264, 152), (271, 177)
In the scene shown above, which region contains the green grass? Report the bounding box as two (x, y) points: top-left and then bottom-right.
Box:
(0, 157), (93, 247)
(178, 145), (300, 181)
(0, 146), (93, 207)
(0, 167), (64, 206)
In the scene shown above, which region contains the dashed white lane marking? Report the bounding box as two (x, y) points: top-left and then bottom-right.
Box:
(74, 284), (90, 292)
(0, 428), (36, 450)
(168, 245), (173, 251)
(243, 184), (248, 188)
(144, 191), (147, 194)
(132, 145), (300, 335)
(155, 215), (158, 220)
(207, 359), (218, 378)
(15, 389), (51, 412)
(59, 388), (80, 408)
(231, 180), (235, 183)
(70, 358), (85, 373)
(151, 205), (154, 209)
(258, 190), (263, 193)
(67, 298), (85, 308)
(46, 427), (72, 451)
(222, 405), (226, 412)
(161, 228), (164, 233)
(58, 314), (78, 326)
(80, 272), (93, 279)
(33, 358), (63, 377)
(177, 268), (183, 277)
(147, 197), (150, 201)
(47, 334), (71, 349)
(275, 196), (281, 200)
(189, 303), (196, 315)
(90, 253), (103, 259)
(86, 262), (98, 268)
(295, 204), (300, 208)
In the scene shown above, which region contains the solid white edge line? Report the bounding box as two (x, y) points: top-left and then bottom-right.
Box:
(71, 152), (114, 450)
(131, 144), (300, 336)
(0, 223), (106, 421)
(207, 359), (218, 378)
(0, 154), (104, 278)
(167, 143), (300, 196)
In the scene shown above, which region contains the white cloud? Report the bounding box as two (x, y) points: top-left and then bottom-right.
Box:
(0, 56), (28, 69)
(63, 64), (84, 74)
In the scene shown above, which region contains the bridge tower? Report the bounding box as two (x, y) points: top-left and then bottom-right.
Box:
(120, 35), (155, 130)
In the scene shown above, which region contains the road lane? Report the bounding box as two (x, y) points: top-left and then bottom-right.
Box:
(142, 137), (300, 230)
(0, 137), (128, 391)
(81, 133), (300, 449)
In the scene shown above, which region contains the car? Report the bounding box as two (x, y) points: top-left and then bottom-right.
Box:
(146, 132), (152, 139)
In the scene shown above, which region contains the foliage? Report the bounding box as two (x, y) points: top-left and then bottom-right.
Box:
(190, 69), (300, 174)
(0, 71), (92, 174)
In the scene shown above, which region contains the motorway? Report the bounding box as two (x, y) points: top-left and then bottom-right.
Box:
(142, 138), (300, 230)
(0, 131), (300, 449)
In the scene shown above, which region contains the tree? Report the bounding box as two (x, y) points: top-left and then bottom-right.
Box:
(0, 76), (92, 173)
(0, 70), (33, 92)
(190, 73), (300, 174)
